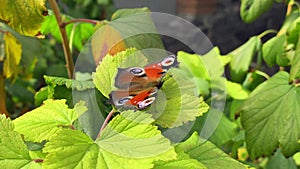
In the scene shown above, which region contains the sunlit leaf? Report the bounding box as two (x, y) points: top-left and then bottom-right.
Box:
(43, 111), (176, 169)
(226, 80), (250, 100)
(0, 0), (47, 37)
(153, 147), (206, 169)
(0, 115), (33, 168)
(3, 32), (22, 78)
(13, 99), (87, 142)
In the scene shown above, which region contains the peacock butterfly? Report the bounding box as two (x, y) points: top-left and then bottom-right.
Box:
(109, 55), (179, 110)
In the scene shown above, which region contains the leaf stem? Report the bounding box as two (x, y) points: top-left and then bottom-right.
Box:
(97, 109), (115, 139)
(62, 18), (99, 27)
(49, 0), (74, 79)
(257, 29), (278, 39)
(0, 73), (9, 117)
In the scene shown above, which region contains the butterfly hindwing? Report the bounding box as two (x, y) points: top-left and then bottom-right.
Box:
(109, 88), (158, 110)
(110, 55), (179, 110)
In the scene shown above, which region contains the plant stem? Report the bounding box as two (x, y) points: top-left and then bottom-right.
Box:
(97, 109), (115, 139)
(0, 73), (9, 117)
(49, 0), (74, 79)
(62, 18), (99, 27)
(257, 29), (278, 39)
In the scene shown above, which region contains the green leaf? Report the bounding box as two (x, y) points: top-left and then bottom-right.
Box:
(35, 75), (96, 107)
(149, 68), (209, 128)
(111, 7), (150, 20)
(266, 149), (297, 169)
(278, 9), (300, 36)
(290, 30), (300, 81)
(226, 80), (250, 100)
(240, 0), (274, 23)
(177, 51), (210, 80)
(44, 75), (95, 91)
(43, 111), (176, 169)
(287, 22), (300, 46)
(93, 48), (146, 98)
(241, 71), (300, 159)
(41, 11), (94, 50)
(209, 114), (238, 148)
(293, 152), (300, 166)
(219, 55), (232, 67)
(34, 86), (50, 107)
(3, 32), (22, 78)
(13, 99), (87, 142)
(229, 36), (261, 82)
(177, 132), (247, 169)
(262, 34), (289, 67)
(242, 70), (268, 91)
(190, 109), (238, 148)
(0, 0), (47, 36)
(0, 115), (32, 168)
(153, 147), (206, 169)
(201, 47), (224, 78)
(109, 8), (164, 50)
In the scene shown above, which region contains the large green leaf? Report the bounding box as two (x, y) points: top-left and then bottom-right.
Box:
(262, 34), (290, 67)
(229, 36), (261, 82)
(240, 0), (274, 23)
(43, 111), (176, 169)
(0, 115), (35, 169)
(177, 132), (247, 169)
(0, 0), (47, 37)
(241, 71), (300, 159)
(13, 99), (87, 142)
(41, 11), (94, 50)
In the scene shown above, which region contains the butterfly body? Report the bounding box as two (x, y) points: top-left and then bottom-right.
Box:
(109, 55), (178, 110)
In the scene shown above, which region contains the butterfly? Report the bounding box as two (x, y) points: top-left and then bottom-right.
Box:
(109, 55), (179, 110)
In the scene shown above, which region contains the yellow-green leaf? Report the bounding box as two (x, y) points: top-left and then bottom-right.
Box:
(0, 0), (47, 37)
(3, 32), (22, 78)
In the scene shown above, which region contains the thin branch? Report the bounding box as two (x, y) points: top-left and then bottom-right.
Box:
(0, 73), (9, 117)
(62, 18), (99, 27)
(49, 0), (74, 78)
(97, 109), (115, 139)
